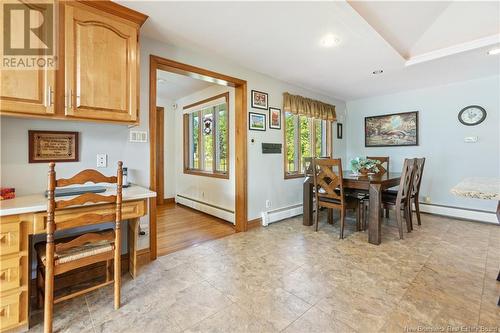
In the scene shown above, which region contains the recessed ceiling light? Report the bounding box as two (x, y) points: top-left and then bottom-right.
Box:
(487, 48), (500, 55)
(320, 34), (341, 48)
(372, 69), (384, 75)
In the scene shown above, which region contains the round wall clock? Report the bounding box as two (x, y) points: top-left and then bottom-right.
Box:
(458, 105), (486, 126)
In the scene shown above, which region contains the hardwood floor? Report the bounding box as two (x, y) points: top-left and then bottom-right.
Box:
(157, 202), (235, 256)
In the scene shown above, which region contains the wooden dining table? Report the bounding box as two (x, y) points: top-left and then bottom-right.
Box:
(303, 171), (402, 245)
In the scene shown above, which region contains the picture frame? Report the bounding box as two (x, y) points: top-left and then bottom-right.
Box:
(269, 107), (281, 129)
(29, 130), (79, 163)
(364, 111), (418, 147)
(336, 123), (343, 139)
(249, 112), (266, 131)
(251, 90), (268, 110)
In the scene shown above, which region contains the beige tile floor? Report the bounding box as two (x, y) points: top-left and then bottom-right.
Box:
(29, 212), (500, 332)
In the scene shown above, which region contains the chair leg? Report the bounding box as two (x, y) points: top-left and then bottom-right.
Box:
(114, 222), (121, 310)
(356, 204), (361, 231)
(395, 204), (404, 239)
(340, 207), (345, 239)
(36, 267), (44, 309)
(44, 243), (55, 333)
(414, 197), (422, 226)
(314, 203), (320, 232)
(385, 209), (389, 218)
(404, 204), (412, 233)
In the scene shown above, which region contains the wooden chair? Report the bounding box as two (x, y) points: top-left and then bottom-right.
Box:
(36, 162), (123, 333)
(381, 158), (416, 239)
(409, 158), (426, 228)
(367, 156), (389, 176)
(312, 158), (360, 238)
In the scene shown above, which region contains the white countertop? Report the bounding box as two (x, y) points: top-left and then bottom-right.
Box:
(0, 185), (156, 217)
(450, 177), (500, 201)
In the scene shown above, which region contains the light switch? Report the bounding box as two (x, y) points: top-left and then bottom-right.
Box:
(96, 154), (107, 168)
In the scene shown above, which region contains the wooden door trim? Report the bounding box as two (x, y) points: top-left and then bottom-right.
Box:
(149, 55), (248, 260)
(156, 107), (165, 207)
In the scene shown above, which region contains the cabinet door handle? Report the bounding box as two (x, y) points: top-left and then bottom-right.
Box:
(45, 85), (53, 107)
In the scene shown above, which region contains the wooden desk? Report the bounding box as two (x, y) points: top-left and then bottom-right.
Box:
(0, 186), (155, 332)
(303, 172), (401, 245)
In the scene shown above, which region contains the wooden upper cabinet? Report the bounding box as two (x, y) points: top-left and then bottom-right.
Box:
(0, 1), (54, 116)
(64, 3), (139, 123)
(0, 69), (55, 115)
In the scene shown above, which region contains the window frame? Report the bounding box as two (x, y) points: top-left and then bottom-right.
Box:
(283, 113), (333, 179)
(183, 92), (230, 179)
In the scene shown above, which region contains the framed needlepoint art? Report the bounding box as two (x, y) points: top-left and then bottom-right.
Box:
(29, 130), (79, 163)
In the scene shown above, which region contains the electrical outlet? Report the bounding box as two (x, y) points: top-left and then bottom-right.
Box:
(96, 154), (107, 168)
(265, 200), (271, 208)
(423, 196), (431, 204)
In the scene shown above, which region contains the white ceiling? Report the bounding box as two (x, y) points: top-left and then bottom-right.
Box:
(156, 70), (213, 101)
(123, 1), (500, 100)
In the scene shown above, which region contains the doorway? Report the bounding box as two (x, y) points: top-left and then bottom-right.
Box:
(149, 55), (248, 260)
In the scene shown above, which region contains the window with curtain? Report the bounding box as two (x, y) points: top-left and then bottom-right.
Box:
(284, 113), (331, 177)
(183, 92), (229, 178)
(283, 92), (336, 178)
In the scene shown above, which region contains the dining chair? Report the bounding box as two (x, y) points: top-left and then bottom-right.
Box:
(36, 162), (123, 333)
(312, 158), (360, 238)
(367, 156), (389, 176)
(409, 158), (426, 228)
(381, 158), (416, 239)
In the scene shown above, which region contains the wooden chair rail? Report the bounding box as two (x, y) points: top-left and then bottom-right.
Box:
(56, 169), (117, 187)
(55, 193), (117, 209)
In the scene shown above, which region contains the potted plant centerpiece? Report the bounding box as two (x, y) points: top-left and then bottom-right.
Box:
(350, 157), (381, 176)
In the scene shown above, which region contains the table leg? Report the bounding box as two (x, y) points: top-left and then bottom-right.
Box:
(328, 209), (334, 224)
(368, 183), (382, 245)
(496, 201), (499, 223)
(128, 218), (139, 279)
(303, 181), (313, 226)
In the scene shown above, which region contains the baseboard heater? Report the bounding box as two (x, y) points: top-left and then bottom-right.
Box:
(418, 202), (498, 224)
(261, 203), (303, 226)
(176, 194), (235, 224)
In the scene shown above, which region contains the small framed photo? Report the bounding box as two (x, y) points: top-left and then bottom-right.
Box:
(269, 107), (281, 129)
(337, 123), (343, 139)
(249, 112), (266, 131)
(251, 90), (268, 110)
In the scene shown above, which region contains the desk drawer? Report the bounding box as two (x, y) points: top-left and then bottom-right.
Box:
(0, 257), (20, 292)
(0, 291), (21, 330)
(0, 221), (20, 255)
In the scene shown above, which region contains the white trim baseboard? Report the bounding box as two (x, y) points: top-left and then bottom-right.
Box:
(418, 203), (497, 224)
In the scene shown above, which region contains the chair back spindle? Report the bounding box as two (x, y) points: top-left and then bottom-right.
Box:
(411, 158), (426, 197)
(396, 158), (416, 204)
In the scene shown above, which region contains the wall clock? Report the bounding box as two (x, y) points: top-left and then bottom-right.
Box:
(458, 105), (486, 126)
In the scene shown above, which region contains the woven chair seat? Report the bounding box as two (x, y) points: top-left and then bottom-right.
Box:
(36, 238), (114, 266)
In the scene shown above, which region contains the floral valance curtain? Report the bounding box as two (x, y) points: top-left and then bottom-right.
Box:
(282, 92), (336, 121)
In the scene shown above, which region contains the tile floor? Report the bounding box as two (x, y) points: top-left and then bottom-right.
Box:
(29, 212), (500, 332)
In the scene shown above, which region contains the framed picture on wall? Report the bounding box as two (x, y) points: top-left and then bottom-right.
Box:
(365, 111), (418, 147)
(28, 130), (79, 163)
(251, 90), (268, 110)
(249, 112), (266, 131)
(269, 107), (281, 129)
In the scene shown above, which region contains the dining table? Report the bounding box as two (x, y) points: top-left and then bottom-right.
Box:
(303, 171), (402, 245)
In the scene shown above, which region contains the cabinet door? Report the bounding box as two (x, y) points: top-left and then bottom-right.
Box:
(0, 69), (55, 116)
(65, 3), (138, 123)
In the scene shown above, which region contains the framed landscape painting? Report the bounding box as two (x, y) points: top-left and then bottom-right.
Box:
(365, 111), (418, 147)
(249, 112), (266, 131)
